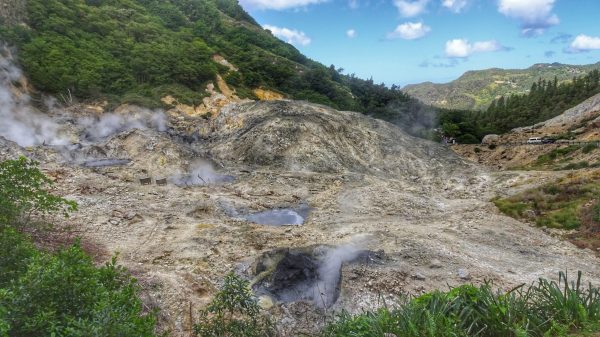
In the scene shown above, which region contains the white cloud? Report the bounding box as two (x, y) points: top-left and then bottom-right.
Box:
(263, 25), (311, 46)
(240, 0), (326, 10)
(387, 22), (431, 40)
(445, 39), (507, 58)
(346, 29), (357, 38)
(498, 0), (559, 36)
(569, 34), (600, 52)
(393, 0), (430, 17)
(442, 0), (467, 13)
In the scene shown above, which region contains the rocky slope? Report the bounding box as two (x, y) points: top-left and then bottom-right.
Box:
(403, 63), (600, 110)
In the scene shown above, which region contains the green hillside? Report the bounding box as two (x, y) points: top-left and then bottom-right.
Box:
(403, 63), (600, 110)
(0, 0), (435, 136)
(437, 70), (600, 143)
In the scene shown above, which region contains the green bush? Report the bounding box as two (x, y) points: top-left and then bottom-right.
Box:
(494, 177), (600, 230)
(0, 229), (157, 336)
(0, 157), (77, 227)
(0, 158), (158, 336)
(536, 206), (581, 229)
(583, 143), (599, 154)
(562, 161), (590, 171)
(593, 202), (600, 224)
(494, 199), (529, 218)
(322, 271), (600, 337)
(194, 273), (275, 337)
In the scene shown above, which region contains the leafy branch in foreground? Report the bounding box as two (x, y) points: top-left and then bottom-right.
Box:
(0, 157), (158, 336)
(0, 156), (77, 227)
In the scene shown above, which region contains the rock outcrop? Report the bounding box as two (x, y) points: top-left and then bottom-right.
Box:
(0, 0), (27, 26)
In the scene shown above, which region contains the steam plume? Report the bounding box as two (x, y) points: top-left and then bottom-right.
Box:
(170, 159), (234, 186)
(0, 46), (168, 153)
(0, 48), (68, 146)
(80, 111), (167, 141)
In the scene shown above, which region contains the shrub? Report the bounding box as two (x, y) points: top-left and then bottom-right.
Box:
(536, 206), (581, 229)
(0, 157), (77, 227)
(583, 143), (599, 154)
(562, 161), (590, 170)
(543, 184), (560, 195)
(0, 158), (157, 336)
(494, 199), (529, 218)
(0, 230), (157, 336)
(194, 273), (276, 337)
(594, 202), (600, 224)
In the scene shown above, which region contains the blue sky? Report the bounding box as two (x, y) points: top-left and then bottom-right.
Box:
(239, 0), (600, 86)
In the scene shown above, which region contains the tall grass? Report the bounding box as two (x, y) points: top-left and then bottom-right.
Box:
(321, 271), (600, 337)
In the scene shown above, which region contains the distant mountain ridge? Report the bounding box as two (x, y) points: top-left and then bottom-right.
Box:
(403, 62), (600, 110)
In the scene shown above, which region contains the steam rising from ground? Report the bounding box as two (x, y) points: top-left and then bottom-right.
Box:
(0, 47), (167, 163)
(258, 236), (372, 308)
(80, 111), (167, 141)
(310, 237), (368, 307)
(170, 160), (235, 186)
(0, 49), (69, 147)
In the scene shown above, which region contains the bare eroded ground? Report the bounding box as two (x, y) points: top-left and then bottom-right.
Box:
(2, 101), (600, 336)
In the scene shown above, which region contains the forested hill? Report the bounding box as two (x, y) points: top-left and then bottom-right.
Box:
(403, 63), (600, 111)
(0, 0), (435, 137)
(437, 70), (600, 143)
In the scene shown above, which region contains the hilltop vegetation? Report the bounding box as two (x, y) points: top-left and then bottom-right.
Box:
(404, 63), (600, 111)
(438, 70), (600, 143)
(0, 0), (435, 136)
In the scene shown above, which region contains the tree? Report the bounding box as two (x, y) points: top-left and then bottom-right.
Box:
(194, 273), (276, 337)
(0, 157), (77, 227)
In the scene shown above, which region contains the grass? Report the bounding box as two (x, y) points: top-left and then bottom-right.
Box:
(494, 174), (599, 230)
(583, 144), (599, 155)
(562, 162), (591, 171)
(594, 203), (600, 224)
(494, 171), (600, 250)
(494, 198), (529, 218)
(321, 271), (600, 337)
(535, 146), (583, 167)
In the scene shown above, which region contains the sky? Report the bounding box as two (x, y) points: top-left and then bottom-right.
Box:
(238, 0), (600, 87)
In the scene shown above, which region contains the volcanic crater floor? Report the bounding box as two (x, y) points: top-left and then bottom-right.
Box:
(41, 154), (600, 336)
(2, 100), (600, 336)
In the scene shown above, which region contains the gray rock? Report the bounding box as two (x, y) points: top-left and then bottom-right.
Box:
(458, 269), (471, 280)
(413, 272), (426, 281)
(429, 259), (443, 269)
